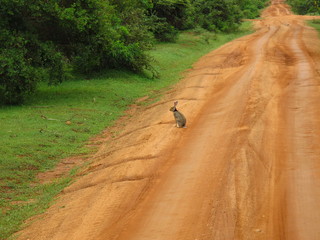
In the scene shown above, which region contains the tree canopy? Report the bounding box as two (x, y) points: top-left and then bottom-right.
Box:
(0, 0), (267, 104)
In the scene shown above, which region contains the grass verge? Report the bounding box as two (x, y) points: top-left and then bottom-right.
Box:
(0, 22), (253, 240)
(308, 19), (320, 32)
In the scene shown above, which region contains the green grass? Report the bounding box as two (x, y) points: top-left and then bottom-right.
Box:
(0, 22), (253, 240)
(308, 19), (320, 32)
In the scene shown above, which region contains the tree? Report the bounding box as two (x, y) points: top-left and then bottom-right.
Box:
(191, 0), (242, 32)
(0, 0), (269, 104)
(288, 0), (320, 14)
(0, 0), (155, 104)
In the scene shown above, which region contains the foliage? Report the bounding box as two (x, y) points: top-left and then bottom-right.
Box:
(0, 0), (266, 104)
(236, 0), (268, 19)
(146, 0), (193, 42)
(0, 16), (66, 104)
(151, 0), (193, 30)
(189, 0), (267, 32)
(191, 0), (242, 32)
(0, 0), (154, 104)
(149, 15), (180, 42)
(287, 0), (320, 15)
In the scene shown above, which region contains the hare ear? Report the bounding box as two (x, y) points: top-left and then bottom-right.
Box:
(174, 101), (178, 107)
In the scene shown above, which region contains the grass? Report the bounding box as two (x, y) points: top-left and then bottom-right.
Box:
(308, 19), (320, 32)
(0, 22), (253, 240)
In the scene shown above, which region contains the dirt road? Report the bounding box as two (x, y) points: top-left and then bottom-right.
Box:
(17, 1), (320, 240)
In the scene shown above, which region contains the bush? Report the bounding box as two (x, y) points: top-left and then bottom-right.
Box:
(0, 0), (269, 104)
(148, 0), (192, 42)
(287, 0), (320, 15)
(0, 49), (39, 105)
(151, 18), (179, 42)
(191, 0), (242, 32)
(0, 27), (66, 104)
(0, 0), (155, 104)
(151, 0), (193, 30)
(237, 0), (267, 19)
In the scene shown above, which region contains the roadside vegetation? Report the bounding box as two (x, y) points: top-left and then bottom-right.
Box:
(0, 0), (267, 105)
(309, 19), (320, 31)
(0, 23), (255, 240)
(287, 0), (320, 15)
(287, 0), (320, 41)
(0, 0), (268, 239)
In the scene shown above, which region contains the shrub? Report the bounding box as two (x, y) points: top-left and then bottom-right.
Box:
(237, 0), (268, 19)
(148, 0), (192, 42)
(151, 18), (179, 42)
(287, 0), (320, 15)
(0, 27), (66, 104)
(191, 0), (242, 32)
(0, 0), (155, 104)
(0, 0), (270, 104)
(152, 0), (193, 30)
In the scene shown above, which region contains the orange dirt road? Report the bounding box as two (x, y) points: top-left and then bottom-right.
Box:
(17, 1), (320, 240)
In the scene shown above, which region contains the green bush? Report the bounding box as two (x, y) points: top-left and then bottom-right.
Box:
(151, 0), (193, 30)
(0, 48), (39, 105)
(146, 0), (192, 42)
(0, 0), (155, 104)
(0, 0), (269, 104)
(287, 0), (320, 15)
(191, 0), (242, 32)
(0, 27), (66, 104)
(151, 18), (179, 42)
(190, 0), (268, 32)
(237, 0), (267, 19)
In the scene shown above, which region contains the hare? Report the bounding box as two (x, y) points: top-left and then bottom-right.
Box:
(170, 101), (186, 128)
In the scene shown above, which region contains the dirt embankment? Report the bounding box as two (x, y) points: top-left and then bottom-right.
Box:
(17, 1), (320, 239)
